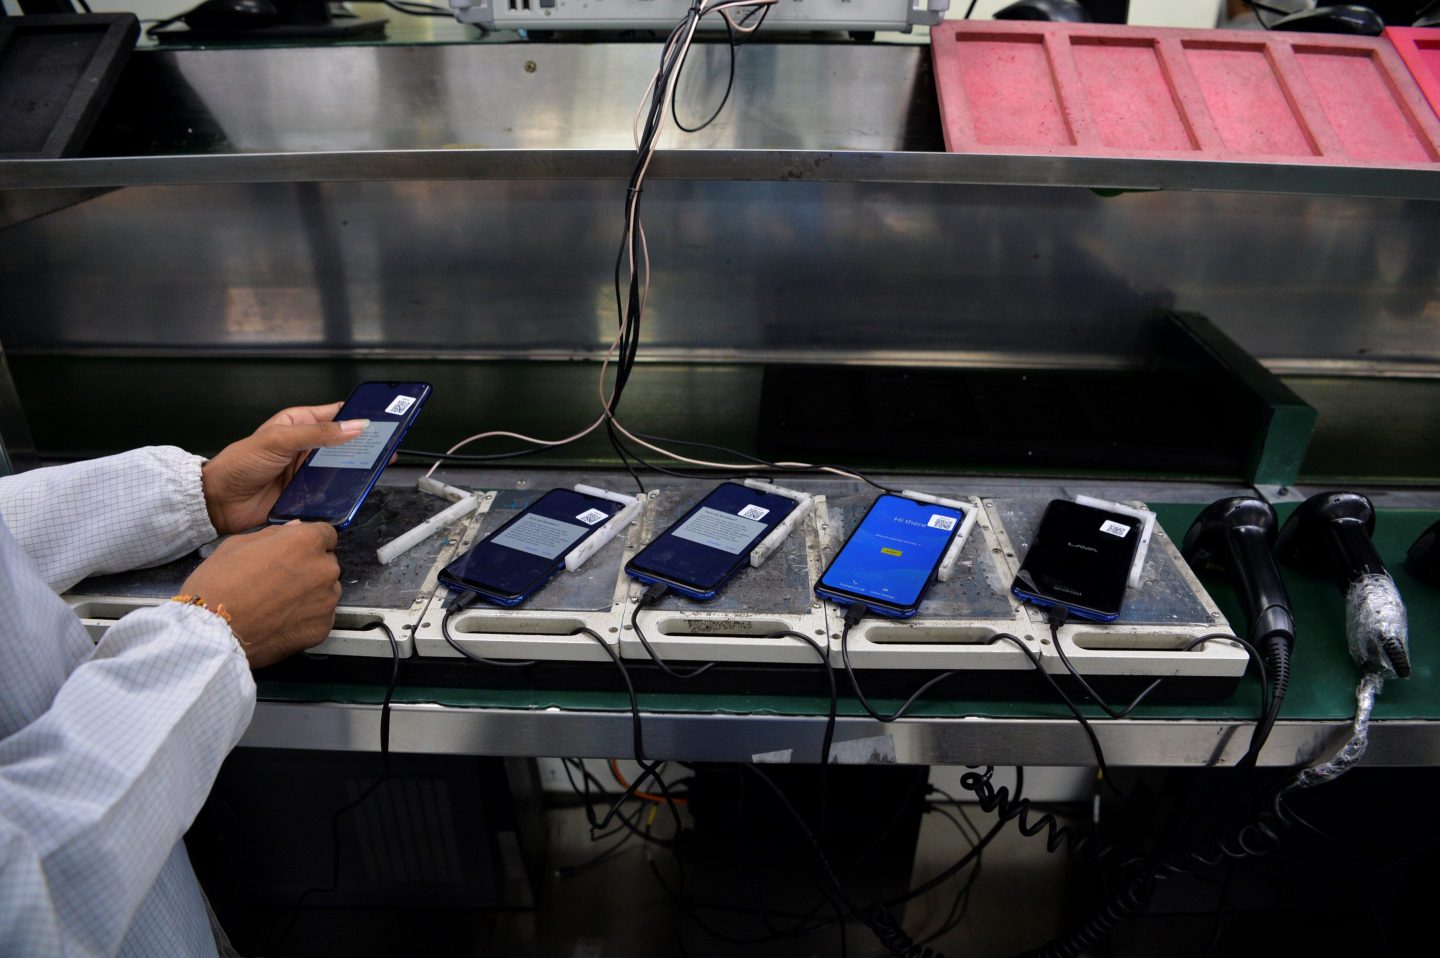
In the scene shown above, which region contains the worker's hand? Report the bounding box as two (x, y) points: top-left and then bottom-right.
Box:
(201, 402), (364, 535)
(180, 521), (341, 669)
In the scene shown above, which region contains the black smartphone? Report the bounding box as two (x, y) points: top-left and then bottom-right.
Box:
(814, 493), (967, 618)
(1011, 499), (1143, 622)
(438, 488), (624, 607)
(625, 482), (799, 600)
(268, 381), (431, 530)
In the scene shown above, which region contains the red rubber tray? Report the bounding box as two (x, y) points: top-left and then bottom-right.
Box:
(930, 20), (1440, 167)
(1386, 27), (1440, 125)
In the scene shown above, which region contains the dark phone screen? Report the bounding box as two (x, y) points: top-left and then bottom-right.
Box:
(440, 488), (623, 601)
(816, 494), (965, 614)
(1011, 499), (1142, 620)
(626, 483), (798, 594)
(269, 381), (431, 526)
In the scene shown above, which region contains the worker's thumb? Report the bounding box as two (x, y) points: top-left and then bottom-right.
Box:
(262, 418), (369, 454)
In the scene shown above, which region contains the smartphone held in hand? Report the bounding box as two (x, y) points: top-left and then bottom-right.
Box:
(268, 381), (431, 529)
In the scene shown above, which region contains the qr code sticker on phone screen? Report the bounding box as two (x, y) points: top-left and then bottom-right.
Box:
(384, 396), (416, 416)
(576, 508), (609, 526)
(927, 514), (956, 531)
(738, 505), (770, 521)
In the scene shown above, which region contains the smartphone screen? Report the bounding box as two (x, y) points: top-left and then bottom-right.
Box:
(1011, 499), (1142, 622)
(439, 488), (623, 606)
(268, 381), (431, 529)
(815, 494), (966, 618)
(625, 483), (799, 599)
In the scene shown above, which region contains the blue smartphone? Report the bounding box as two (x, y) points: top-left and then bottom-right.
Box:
(815, 494), (966, 618)
(625, 482), (799, 600)
(268, 381), (431, 530)
(438, 488), (623, 607)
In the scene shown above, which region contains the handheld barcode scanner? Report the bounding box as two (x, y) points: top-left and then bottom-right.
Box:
(1406, 518), (1440, 587)
(1277, 492), (1410, 678)
(1182, 498), (1295, 651)
(1183, 498), (1297, 739)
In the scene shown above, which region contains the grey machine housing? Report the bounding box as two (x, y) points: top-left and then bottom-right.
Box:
(450, 0), (951, 33)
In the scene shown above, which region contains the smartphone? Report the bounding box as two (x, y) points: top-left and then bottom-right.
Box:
(625, 483), (799, 600)
(438, 488), (624, 607)
(268, 381), (431, 530)
(1010, 499), (1142, 622)
(815, 494), (967, 618)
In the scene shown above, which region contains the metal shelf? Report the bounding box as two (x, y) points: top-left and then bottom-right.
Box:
(3, 148), (1439, 199)
(239, 702), (1440, 768)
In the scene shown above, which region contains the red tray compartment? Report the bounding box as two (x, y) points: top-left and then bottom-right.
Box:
(930, 20), (1440, 167)
(1386, 26), (1440, 125)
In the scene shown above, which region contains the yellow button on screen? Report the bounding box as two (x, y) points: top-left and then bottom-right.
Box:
(880, 547), (903, 557)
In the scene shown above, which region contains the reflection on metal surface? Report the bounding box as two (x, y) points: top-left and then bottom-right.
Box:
(84, 43), (942, 155)
(0, 188), (113, 231)
(239, 700), (1440, 767)
(3, 179), (1439, 369)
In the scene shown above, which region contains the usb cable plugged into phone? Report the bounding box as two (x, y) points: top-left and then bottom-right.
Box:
(631, 582), (714, 679)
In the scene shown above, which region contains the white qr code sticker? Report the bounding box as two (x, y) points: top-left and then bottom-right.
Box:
(738, 504), (770, 521)
(384, 396), (416, 416)
(1100, 520), (1131, 538)
(576, 508), (609, 526)
(927, 514), (957, 531)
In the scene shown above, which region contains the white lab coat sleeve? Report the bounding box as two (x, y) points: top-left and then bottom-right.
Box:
(0, 447), (219, 594)
(0, 602), (255, 958)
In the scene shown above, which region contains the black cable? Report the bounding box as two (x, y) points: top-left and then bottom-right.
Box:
(1242, 0), (1291, 29)
(441, 600), (537, 667)
(630, 584), (716, 679)
(570, 625), (686, 842)
(1043, 612), (1260, 723)
(952, 766), (1101, 860)
(919, 801), (985, 944)
(1027, 788), (1308, 958)
(764, 629), (836, 765)
(271, 620), (400, 953)
(561, 757), (677, 848)
(741, 763), (957, 958)
(75, 0), (93, 12)
(671, 16), (738, 133)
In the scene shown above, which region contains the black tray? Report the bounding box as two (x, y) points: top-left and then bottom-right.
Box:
(0, 13), (139, 158)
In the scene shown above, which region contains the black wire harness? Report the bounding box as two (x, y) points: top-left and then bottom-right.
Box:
(271, 620), (401, 953)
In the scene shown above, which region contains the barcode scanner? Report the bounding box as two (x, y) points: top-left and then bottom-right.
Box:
(1183, 498), (1296, 651)
(1407, 518), (1440, 587)
(1183, 498), (1296, 759)
(1277, 492), (1410, 679)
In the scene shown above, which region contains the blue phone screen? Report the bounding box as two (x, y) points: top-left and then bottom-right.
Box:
(626, 483), (798, 597)
(817, 495), (964, 613)
(440, 488), (622, 604)
(269, 381), (430, 528)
